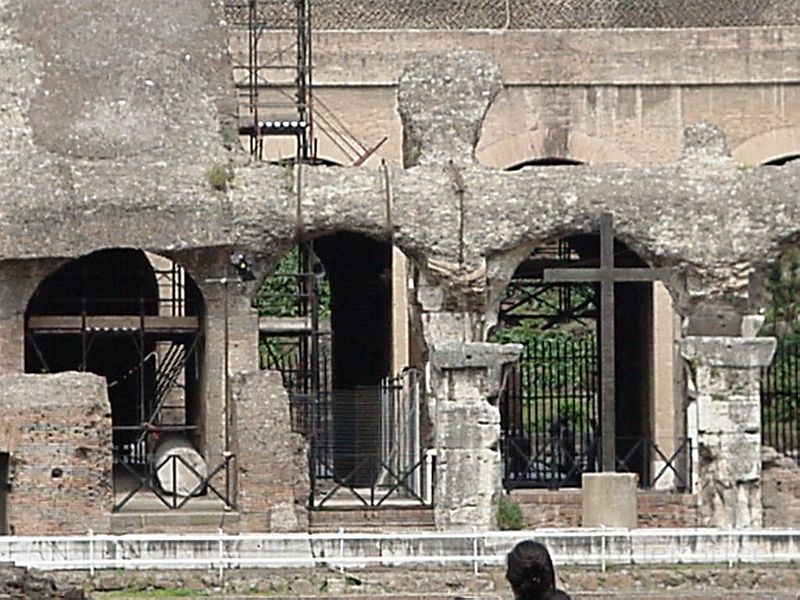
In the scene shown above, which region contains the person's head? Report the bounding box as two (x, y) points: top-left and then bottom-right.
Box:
(505, 540), (556, 599)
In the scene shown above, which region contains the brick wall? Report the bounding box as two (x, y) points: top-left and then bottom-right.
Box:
(512, 488), (699, 528)
(233, 370), (309, 532)
(0, 373), (112, 534)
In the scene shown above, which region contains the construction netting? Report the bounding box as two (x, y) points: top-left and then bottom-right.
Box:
(225, 0), (800, 30)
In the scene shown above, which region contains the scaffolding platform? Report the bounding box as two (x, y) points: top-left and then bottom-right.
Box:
(27, 315), (199, 334)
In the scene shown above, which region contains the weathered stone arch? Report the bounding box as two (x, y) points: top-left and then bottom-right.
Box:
(732, 126), (800, 166)
(24, 248), (206, 455)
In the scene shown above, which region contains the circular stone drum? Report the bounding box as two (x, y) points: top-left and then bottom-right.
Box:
(153, 434), (208, 497)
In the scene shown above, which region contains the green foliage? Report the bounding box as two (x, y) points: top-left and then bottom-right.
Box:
(205, 161), (234, 192)
(492, 278), (597, 434)
(253, 247), (330, 319)
(496, 495), (524, 530)
(765, 246), (800, 336)
(253, 247), (330, 371)
(761, 249), (800, 435)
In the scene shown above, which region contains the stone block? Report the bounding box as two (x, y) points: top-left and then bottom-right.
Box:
(581, 473), (638, 528)
(699, 433), (761, 483)
(421, 313), (472, 343)
(417, 284), (444, 311)
(435, 402), (499, 449)
(435, 448), (499, 529)
(693, 366), (761, 398)
(431, 342), (522, 370)
(440, 370), (494, 404)
(680, 337), (776, 370)
(696, 397), (760, 434)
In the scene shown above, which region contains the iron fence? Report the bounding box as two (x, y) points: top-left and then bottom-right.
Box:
(113, 451), (236, 512)
(225, 0), (800, 31)
(308, 370), (432, 508)
(760, 337), (800, 465)
(500, 337), (692, 489)
(615, 436), (692, 491)
(501, 337), (598, 488)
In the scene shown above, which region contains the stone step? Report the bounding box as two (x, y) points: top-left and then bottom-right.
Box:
(309, 507), (434, 532)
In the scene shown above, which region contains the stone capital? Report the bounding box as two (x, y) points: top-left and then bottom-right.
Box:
(430, 342), (521, 371)
(679, 336), (777, 369)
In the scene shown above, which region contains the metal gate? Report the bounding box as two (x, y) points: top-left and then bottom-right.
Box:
(761, 337), (800, 464)
(501, 336), (599, 488)
(500, 336), (693, 489)
(306, 370), (430, 508)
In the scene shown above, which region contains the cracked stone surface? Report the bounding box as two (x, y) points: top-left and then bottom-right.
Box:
(0, 10), (797, 319)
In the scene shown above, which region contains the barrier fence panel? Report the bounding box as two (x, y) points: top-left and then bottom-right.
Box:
(761, 337), (800, 465)
(2, 529), (800, 573)
(501, 338), (692, 489)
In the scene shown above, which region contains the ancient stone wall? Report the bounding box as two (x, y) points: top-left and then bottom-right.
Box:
(1, 0), (798, 533)
(230, 0), (800, 30)
(515, 490), (699, 529)
(762, 446), (800, 528)
(233, 370), (309, 532)
(0, 373), (112, 534)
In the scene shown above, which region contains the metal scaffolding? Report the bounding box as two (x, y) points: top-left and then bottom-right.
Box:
(226, 0), (313, 161)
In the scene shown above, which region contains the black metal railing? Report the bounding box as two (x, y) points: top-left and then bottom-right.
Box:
(501, 337), (598, 488)
(113, 449), (236, 512)
(307, 371), (432, 508)
(615, 436), (692, 491)
(761, 337), (800, 465)
(500, 337), (693, 489)
(502, 432), (692, 491)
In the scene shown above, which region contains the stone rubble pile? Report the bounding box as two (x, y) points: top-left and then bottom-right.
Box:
(0, 564), (88, 599)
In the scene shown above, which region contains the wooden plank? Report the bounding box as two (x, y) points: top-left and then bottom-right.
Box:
(28, 315), (199, 332)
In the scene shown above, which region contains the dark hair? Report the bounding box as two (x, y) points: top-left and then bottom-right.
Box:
(505, 540), (556, 599)
(544, 591), (571, 600)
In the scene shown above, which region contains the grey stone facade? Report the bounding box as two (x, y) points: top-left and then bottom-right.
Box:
(680, 338), (776, 527)
(0, 0), (796, 533)
(231, 0), (800, 30)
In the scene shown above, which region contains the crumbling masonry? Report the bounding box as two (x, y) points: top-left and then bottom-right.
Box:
(0, 0), (798, 534)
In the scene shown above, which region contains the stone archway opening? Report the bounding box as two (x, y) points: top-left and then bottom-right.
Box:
(313, 233), (392, 486)
(507, 157), (584, 170)
(495, 231), (660, 489)
(257, 233), (426, 508)
(24, 248), (206, 509)
(763, 154), (800, 166)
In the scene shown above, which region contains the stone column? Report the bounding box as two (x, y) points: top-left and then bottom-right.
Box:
(428, 342), (520, 530)
(0, 260), (61, 375)
(679, 336), (776, 528)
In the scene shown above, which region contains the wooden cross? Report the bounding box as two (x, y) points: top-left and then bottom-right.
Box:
(543, 213), (669, 472)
